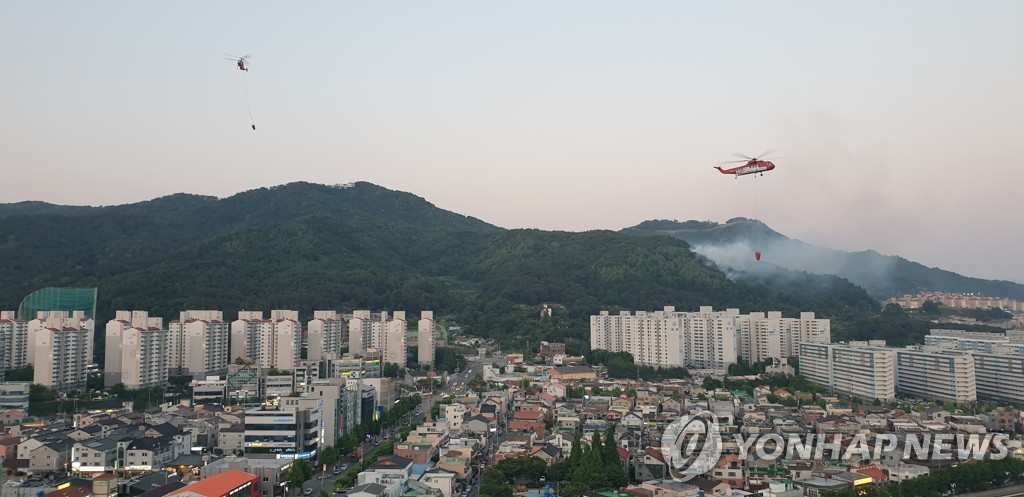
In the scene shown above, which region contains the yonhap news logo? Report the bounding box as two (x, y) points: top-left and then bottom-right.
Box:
(661, 412), (722, 482)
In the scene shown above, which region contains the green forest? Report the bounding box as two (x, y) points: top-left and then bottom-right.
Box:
(0, 181), (994, 356)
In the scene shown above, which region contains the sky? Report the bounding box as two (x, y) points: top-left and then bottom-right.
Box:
(3, 2), (1023, 284)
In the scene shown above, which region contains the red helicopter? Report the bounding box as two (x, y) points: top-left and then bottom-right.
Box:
(715, 150), (777, 178)
(227, 54), (250, 71)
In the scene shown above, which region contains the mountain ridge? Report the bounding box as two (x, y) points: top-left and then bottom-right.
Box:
(0, 182), (877, 348)
(622, 218), (1024, 300)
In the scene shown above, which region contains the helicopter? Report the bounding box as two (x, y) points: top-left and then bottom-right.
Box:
(714, 150), (778, 178)
(227, 54), (250, 72)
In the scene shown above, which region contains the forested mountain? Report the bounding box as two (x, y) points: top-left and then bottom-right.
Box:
(623, 218), (1024, 300)
(0, 182), (876, 350)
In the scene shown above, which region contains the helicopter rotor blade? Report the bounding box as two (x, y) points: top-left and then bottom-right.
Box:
(722, 159), (749, 164)
(732, 153), (753, 160)
(754, 149), (776, 159)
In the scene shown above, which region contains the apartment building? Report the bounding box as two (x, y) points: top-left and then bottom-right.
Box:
(307, 311), (346, 361)
(591, 306), (829, 371)
(104, 310), (169, 389)
(0, 311), (28, 372)
(972, 348), (1024, 404)
(169, 310), (229, 378)
(798, 341), (896, 401)
(896, 346), (977, 403)
(348, 310), (409, 367)
(418, 311), (435, 368)
(31, 311), (95, 392)
(27, 310), (94, 368)
(231, 310), (301, 371)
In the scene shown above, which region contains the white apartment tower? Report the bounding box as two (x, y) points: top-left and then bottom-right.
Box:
(168, 310), (229, 378)
(418, 311), (435, 367)
(308, 311), (346, 361)
(381, 311), (407, 367)
(0, 311), (28, 371)
(348, 310), (373, 356)
(348, 310), (412, 367)
(896, 346), (977, 403)
(104, 310), (169, 389)
(231, 310), (301, 371)
(27, 310), (94, 369)
(590, 306), (828, 372)
(31, 310), (95, 392)
(798, 341), (896, 400)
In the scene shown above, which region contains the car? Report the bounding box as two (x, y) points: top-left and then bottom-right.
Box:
(304, 489), (314, 496)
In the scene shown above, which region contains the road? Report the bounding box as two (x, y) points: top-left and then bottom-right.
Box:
(311, 356), (489, 497)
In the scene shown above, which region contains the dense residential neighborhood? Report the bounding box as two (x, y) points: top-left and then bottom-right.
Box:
(1, 301), (1024, 497)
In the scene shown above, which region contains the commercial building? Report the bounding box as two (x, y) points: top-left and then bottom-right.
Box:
(168, 469), (260, 497)
(104, 310), (169, 389)
(798, 341), (896, 401)
(202, 456), (293, 497)
(243, 401), (321, 460)
(169, 310), (229, 378)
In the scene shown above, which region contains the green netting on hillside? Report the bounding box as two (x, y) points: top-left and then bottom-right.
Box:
(18, 287), (98, 320)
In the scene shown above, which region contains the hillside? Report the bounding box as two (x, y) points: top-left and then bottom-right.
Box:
(0, 182), (876, 352)
(622, 218), (1024, 301)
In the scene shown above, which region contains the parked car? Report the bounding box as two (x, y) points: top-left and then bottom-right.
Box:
(304, 489), (314, 496)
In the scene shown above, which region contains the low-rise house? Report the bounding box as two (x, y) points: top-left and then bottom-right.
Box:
(464, 415), (493, 436)
(357, 455), (413, 496)
(711, 454), (743, 488)
(123, 436), (178, 472)
(71, 438), (119, 472)
(688, 477), (730, 497)
(0, 410), (27, 427)
(348, 483), (390, 497)
(29, 439), (71, 473)
(419, 468), (457, 497)
(218, 425), (245, 455)
(624, 479), (699, 497)
(438, 449), (471, 479)
(622, 411), (645, 428)
(660, 398), (683, 414)
(527, 444), (560, 465)
(633, 447), (669, 481)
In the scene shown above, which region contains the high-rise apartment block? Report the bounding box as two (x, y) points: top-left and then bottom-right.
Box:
(0, 311), (28, 373)
(169, 310), (229, 378)
(896, 346), (977, 403)
(104, 310), (169, 389)
(798, 341), (897, 401)
(348, 310), (411, 367)
(307, 311), (346, 361)
(230, 310), (301, 371)
(30, 311), (95, 391)
(591, 306), (830, 372)
(418, 311), (435, 368)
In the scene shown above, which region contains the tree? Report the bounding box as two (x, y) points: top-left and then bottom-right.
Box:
(286, 459), (314, 495)
(702, 377), (723, 390)
(321, 445), (340, 468)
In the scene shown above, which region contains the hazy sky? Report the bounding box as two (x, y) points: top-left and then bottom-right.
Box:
(3, 2), (1023, 284)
